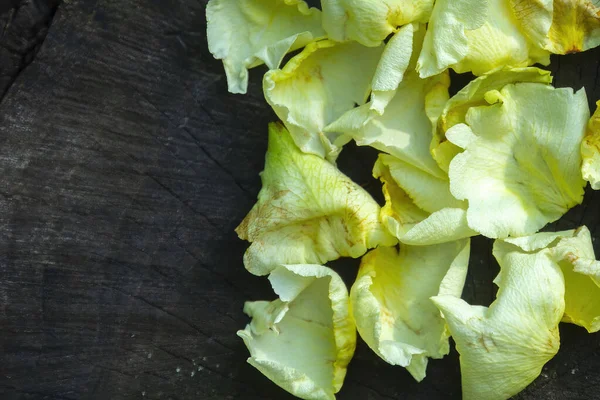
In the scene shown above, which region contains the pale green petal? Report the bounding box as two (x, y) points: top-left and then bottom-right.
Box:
(507, 0), (553, 49)
(380, 154), (462, 213)
(350, 240), (469, 381)
(374, 155), (476, 245)
(368, 23), (417, 114)
(502, 230), (568, 252)
(264, 40), (384, 159)
(375, 158), (430, 234)
(449, 83), (588, 238)
(323, 23), (418, 138)
(503, 226), (600, 333)
(549, 228), (600, 333)
(328, 73), (450, 178)
(432, 67), (553, 172)
(510, 0), (600, 55)
(437, 67), (553, 137)
(324, 24), (452, 195)
(390, 207), (476, 246)
(444, 123), (478, 150)
(236, 123), (396, 275)
(423, 69), (451, 136)
(238, 264), (356, 399)
(416, 0), (487, 78)
(432, 240), (564, 400)
(206, 0), (325, 94)
(326, 26), (451, 179)
(321, 0), (434, 47)
(417, 0), (550, 78)
(583, 100), (600, 190)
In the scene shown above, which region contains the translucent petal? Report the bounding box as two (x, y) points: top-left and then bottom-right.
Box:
(264, 40), (384, 159)
(238, 264), (356, 400)
(432, 66), (552, 171)
(448, 83), (588, 238)
(374, 155), (476, 245)
(350, 240), (470, 381)
(507, 0), (553, 48)
(326, 24), (450, 178)
(583, 100), (600, 190)
(236, 123), (396, 275)
(417, 0), (550, 78)
(321, 0), (434, 47)
(504, 226), (600, 333)
(510, 0), (600, 55)
(207, 0), (325, 94)
(432, 239), (564, 400)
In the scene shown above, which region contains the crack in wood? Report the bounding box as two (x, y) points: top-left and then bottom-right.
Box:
(350, 380), (400, 400)
(130, 85), (255, 201)
(0, 0), (62, 104)
(100, 284), (237, 354)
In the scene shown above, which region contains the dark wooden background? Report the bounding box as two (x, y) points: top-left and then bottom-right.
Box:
(0, 1), (599, 399)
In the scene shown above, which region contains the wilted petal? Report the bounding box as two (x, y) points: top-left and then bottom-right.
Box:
(417, 0), (550, 78)
(510, 0), (600, 55)
(350, 240), (470, 381)
(264, 40), (385, 159)
(504, 226), (600, 333)
(207, 0), (325, 94)
(326, 24), (450, 177)
(374, 155), (476, 245)
(238, 264), (356, 400)
(432, 239), (564, 400)
(236, 123), (396, 276)
(448, 83), (588, 238)
(582, 100), (600, 189)
(321, 0), (434, 47)
(432, 67), (552, 172)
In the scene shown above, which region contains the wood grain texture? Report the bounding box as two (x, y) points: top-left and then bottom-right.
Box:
(0, 0), (60, 100)
(0, 1), (598, 399)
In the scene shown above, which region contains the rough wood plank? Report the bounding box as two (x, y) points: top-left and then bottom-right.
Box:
(0, 0), (61, 100)
(0, 1), (598, 399)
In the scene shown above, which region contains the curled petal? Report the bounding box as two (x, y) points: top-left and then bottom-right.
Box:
(207, 0), (325, 94)
(238, 264), (356, 400)
(236, 123), (395, 275)
(417, 0), (550, 78)
(350, 240), (470, 381)
(432, 66), (552, 171)
(432, 239), (564, 400)
(510, 0), (600, 55)
(327, 24), (450, 177)
(374, 155), (476, 245)
(321, 0), (434, 47)
(582, 100), (600, 190)
(264, 40), (385, 159)
(504, 226), (600, 333)
(448, 83), (588, 238)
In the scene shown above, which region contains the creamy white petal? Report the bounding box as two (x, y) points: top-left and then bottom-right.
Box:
(321, 0), (434, 47)
(237, 123), (396, 275)
(417, 0), (550, 78)
(264, 40), (384, 159)
(238, 264), (356, 399)
(503, 226), (600, 332)
(350, 240), (470, 381)
(207, 0), (325, 94)
(432, 239), (564, 400)
(448, 83), (588, 238)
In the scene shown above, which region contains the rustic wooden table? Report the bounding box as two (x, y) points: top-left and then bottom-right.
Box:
(1, 1), (599, 399)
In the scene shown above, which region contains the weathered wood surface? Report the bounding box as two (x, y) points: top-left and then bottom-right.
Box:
(0, 1), (599, 399)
